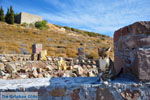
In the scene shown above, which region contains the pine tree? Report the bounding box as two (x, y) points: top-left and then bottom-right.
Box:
(9, 6), (14, 24)
(5, 6), (14, 24)
(0, 6), (5, 21)
(5, 8), (10, 23)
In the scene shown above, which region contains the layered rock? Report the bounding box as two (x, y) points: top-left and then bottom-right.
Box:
(114, 21), (150, 81)
(0, 77), (149, 100)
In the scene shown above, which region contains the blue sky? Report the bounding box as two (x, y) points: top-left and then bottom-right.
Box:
(0, 0), (150, 36)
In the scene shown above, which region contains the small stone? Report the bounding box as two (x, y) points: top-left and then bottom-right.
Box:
(92, 65), (97, 69)
(67, 66), (73, 70)
(77, 67), (84, 75)
(19, 74), (27, 79)
(88, 71), (95, 77)
(2, 76), (8, 79)
(5, 63), (17, 73)
(71, 73), (77, 77)
(45, 65), (52, 71)
(87, 65), (92, 69)
(0, 63), (5, 70)
(11, 73), (19, 79)
(0, 56), (7, 62)
(32, 68), (38, 78)
(103, 81), (109, 85)
(0, 70), (5, 76)
(38, 73), (43, 78)
(57, 58), (68, 70)
(37, 68), (43, 73)
(43, 72), (51, 78)
(62, 71), (70, 77)
(47, 57), (52, 61)
(73, 65), (80, 69)
(92, 61), (96, 65)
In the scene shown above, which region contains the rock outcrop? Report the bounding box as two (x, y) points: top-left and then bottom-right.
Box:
(0, 77), (149, 100)
(114, 21), (150, 81)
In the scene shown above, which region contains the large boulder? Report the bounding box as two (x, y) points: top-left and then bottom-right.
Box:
(114, 21), (150, 81)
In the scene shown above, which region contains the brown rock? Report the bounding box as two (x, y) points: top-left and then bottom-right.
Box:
(114, 21), (150, 81)
(50, 88), (66, 96)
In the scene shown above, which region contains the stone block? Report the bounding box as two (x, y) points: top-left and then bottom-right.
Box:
(39, 50), (47, 61)
(32, 44), (42, 54)
(16, 12), (42, 24)
(114, 21), (150, 81)
(78, 48), (85, 59)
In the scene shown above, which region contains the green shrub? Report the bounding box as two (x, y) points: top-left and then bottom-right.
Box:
(29, 23), (35, 28)
(21, 22), (28, 27)
(35, 20), (48, 30)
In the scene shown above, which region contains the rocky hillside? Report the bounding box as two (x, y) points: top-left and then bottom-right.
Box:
(0, 22), (113, 59)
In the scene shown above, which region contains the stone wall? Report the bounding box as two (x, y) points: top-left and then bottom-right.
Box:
(0, 77), (149, 100)
(114, 21), (150, 81)
(16, 12), (42, 24)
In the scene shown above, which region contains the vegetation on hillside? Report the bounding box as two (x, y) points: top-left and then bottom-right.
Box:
(63, 26), (107, 37)
(0, 22), (114, 59)
(0, 6), (113, 59)
(35, 20), (48, 30)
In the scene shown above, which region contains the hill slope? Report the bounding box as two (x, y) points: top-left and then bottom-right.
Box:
(0, 22), (113, 59)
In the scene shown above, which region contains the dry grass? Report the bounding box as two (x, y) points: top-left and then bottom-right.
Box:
(0, 22), (114, 59)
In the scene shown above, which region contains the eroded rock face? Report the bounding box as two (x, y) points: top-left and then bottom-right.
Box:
(114, 21), (150, 81)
